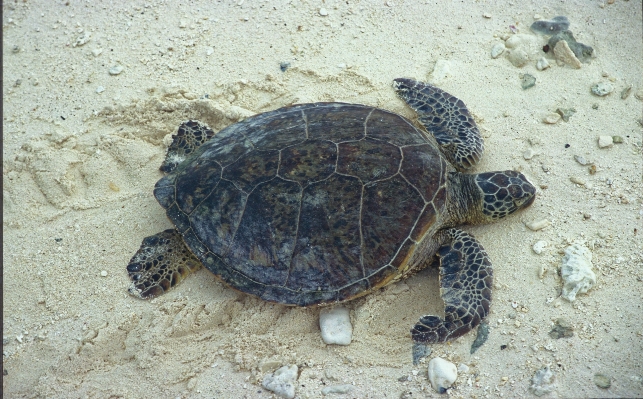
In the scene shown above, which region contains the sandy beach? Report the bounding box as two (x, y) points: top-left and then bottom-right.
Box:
(3, 1), (642, 398)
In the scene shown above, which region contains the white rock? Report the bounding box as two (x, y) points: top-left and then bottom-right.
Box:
(526, 219), (550, 231)
(73, 32), (90, 47)
(262, 365), (298, 399)
(536, 57), (550, 71)
(598, 135), (613, 148)
(109, 65), (124, 75)
(319, 307), (352, 345)
(532, 240), (548, 255)
(319, 8), (328, 16)
(543, 113), (561, 124)
(553, 40), (582, 69)
(506, 49), (529, 67)
(490, 42), (505, 59)
(505, 34), (540, 51)
(560, 244), (596, 302)
(591, 82), (614, 96)
(530, 366), (556, 396)
(428, 357), (457, 393)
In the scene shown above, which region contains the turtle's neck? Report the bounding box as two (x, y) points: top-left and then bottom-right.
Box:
(446, 172), (483, 226)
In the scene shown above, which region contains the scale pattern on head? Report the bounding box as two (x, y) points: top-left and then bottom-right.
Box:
(475, 171), (536, 220)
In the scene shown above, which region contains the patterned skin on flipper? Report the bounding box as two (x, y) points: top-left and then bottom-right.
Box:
(160, 120), (216, 173)
(411, 228), (493, 344)
(393, 78), (484, 172)
(127, 229), (202, 298)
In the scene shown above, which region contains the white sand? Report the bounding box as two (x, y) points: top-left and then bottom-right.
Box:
(3, 1), (642, 398)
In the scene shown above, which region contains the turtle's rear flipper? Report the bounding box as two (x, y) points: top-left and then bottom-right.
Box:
(411, 229), (493, 344)
(393, 78), (484, 171)
(127, 229), (202, 299)
(160, 120), (215, 173)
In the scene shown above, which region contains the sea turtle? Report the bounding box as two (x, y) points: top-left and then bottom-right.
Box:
(126, 78), (536, 344)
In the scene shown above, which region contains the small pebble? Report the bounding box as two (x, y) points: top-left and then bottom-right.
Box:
(74, 32), (91, 47)
(428, 357), (457, 394)
(594, 373), (611, 389)
(549, 30), (594, 63)
(549, 318), (574, 339)
(521, 74), (536, 89)
(530, 16), (569, 35)
(621, 85), (632, 99)
(553, 40), (582, 69)
(532, 240), (548, 255)
(470, 322), (489, 354)
(570, 176), (586, 186)
(91, 48), (103, 57)
(591, 82), (614, 97)
(262, 365), (298, 399)
(598, 135), (613, 148)
(536, 57), (550, 71)
(612, 135), (623, 144)
(526, 219), (550, 231)
(543, 113), (561, 124)
(506, 49), (529, 67)
(96, 86), (105, 94)
(109, 65), (124, 75)
(279, 62), (290, 72)
(319, 307), (352, 345)
(483, 13), (492, 18)
(457, 363), (470, 374)
(490, 42), (505, 59)
(530, 366), (556, 396)
(321, 384), (354, 395)
(561, 244), (596, 302)
(100, 270), (108, 277)
(556, 108), (576, 122)
(319, 8), (328, 16)
(12, 45), (20, 53)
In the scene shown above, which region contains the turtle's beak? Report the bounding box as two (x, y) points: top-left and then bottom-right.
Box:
(513, 176), (536, 209)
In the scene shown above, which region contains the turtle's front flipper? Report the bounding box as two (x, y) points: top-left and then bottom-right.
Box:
(127, 229), (202, 299)
(393, 78), (484, 171)
(160, 120), (215, 173)
(411, 228), (493, 344)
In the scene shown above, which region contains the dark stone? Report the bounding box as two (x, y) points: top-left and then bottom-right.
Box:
(470, 322), (489, 354)
(549, 318), (574, 339)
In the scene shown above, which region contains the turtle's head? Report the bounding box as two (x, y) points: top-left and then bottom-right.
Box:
(469, 170), (536, 223)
